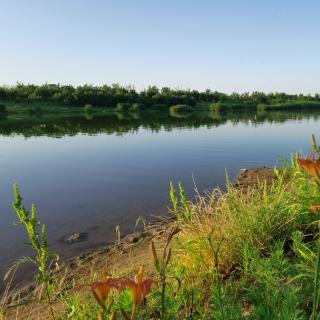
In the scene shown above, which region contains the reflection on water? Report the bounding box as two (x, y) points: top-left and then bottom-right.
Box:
(0, 110), (319, 287)
(0, 109), (319, 137)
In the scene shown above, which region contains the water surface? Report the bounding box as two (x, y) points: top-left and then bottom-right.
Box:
(0, 110), (319, 285)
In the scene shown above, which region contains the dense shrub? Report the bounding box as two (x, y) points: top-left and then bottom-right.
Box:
(131, 103), (145, 112)
(115, 102), (132, 111)
(170, 104), (194, 113)
(209, 102), (223, 112)
(257, 103), (267, 111)
(84, 104), (93, 113)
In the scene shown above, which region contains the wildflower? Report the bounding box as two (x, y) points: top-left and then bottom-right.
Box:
(120, 266), (156, 305)
(75, 278), (120, 320)
(310, 204), (320, 213)
(298, 155), (320, 179)
(117, 267), (156, 320)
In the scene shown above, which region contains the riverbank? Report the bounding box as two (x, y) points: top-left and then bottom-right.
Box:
(3, 164), (319, 320)
(2, 99), (320, 117)
(3, 218), (171, 319)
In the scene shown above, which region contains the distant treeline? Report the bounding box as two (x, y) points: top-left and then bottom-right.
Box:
(1, 83), (320, 108)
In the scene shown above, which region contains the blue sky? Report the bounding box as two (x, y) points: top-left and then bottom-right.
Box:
(0, 0), (319, 93)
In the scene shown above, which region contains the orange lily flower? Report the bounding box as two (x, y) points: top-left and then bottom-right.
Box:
(119, 266), (156, 305)
(75, 278), (121, 320)
(76, 280), (111, 307)
(298, 155), (320, 179)
(115, 267), (156, 320)
(310, 204), (320, 212)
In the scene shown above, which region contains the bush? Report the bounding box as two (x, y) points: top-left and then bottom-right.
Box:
(209, 102), (249, 112)
(257, 103), (267, 111)
(209, 102), (222, 112)
(169, 104), (194, 113)
(84, 104), (93, 113)
(115, 102), (132, 111)
(131, 103), (145, 112)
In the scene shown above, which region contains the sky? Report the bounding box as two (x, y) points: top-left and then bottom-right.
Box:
(0, 0), (319, 94)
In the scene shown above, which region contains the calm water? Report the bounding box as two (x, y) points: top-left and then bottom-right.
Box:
(0, 110), (319, 285)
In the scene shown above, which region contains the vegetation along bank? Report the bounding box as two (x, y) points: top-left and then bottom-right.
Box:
(1, 84), (320, 115)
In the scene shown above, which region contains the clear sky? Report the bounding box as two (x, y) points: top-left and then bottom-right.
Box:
(0, 0), (319, 93)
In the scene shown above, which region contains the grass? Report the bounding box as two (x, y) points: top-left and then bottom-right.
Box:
(2, 99), (320, 120)
(209, 102), (254, 112)
(168, 167), (317, 319)
(0, 100), (115, 116)
(258, 101), (320, 111)
(3, 137), (320, 319)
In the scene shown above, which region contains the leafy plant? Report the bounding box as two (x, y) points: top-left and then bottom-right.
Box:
(169, 182), (191, 222)
(5, 184), (59, 319)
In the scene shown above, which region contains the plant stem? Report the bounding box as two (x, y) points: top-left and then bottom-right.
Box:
(161, 280), (166, 320)
(131, 303), (137, 320)
(45, 285), (56, 320)
(311, 240), (320, 320)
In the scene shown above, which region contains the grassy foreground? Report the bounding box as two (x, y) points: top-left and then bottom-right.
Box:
(2, 139), (320, 319)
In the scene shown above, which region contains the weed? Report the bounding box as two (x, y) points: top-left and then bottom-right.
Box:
(5, 184), (59, 319)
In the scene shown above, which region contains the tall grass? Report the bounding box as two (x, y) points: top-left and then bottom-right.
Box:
(261, 101), (320, 111)
(167, 156), (320, 319)
(170, 167), (309, 280)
